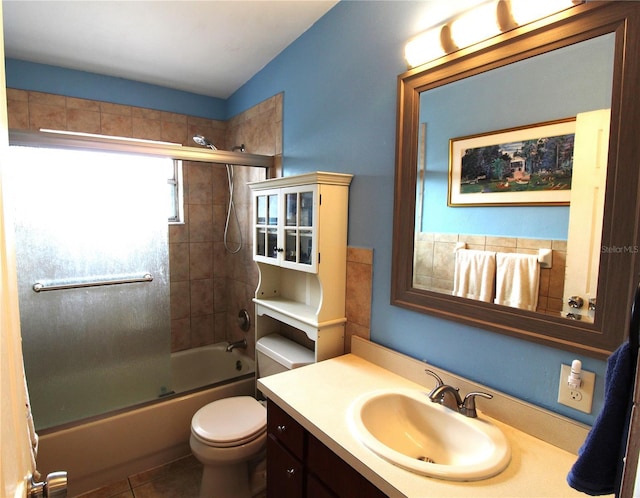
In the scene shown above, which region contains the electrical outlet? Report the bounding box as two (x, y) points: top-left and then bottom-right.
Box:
(557, 363), (595, 413)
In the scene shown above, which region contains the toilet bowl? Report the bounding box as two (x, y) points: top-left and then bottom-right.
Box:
(190, 396), (266, 498)
(190, 334), (314, 497)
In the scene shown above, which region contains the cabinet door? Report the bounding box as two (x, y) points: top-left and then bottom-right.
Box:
(281, 185), (317, 272)
(307, 473), (337, 498)
(254, 189), (280, 264)
(307, 433), (388, 498)
(267, 435), (304, 498)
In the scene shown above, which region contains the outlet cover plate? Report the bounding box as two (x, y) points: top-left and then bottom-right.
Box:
(557, 364), (595, 414)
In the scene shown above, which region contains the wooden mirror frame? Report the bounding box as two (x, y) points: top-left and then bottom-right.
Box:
(391, 2), (640, 359)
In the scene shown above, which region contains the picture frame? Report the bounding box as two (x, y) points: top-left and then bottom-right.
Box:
(448, 118), (576, 206)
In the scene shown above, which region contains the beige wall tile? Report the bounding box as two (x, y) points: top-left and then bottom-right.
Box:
(213, 277), (228, 314)
(29, 103), (66, 130)
(190, 315), (215, 347)
(212, 241), (230, 279)
(168, 242), (190, 281)
(345, 321), (370, 354)
(189, 242), (213, 280)
(7, 88), (28, 102)
(160, 110), (187, 125)
(188, 203), (214, 242)
(100, 113), (132, 137)
(190, 279), (214, 316)
(67, 108), (101, 134)
(29, 91), (65, 107)
(186, 162), (213, 204)
(486, 236), (517, 248)
(517, 238), (552, 249)
(132, 107), (162, 120)
(346, 260), (372, 329)
(432, 241), (456, 280)
(66, 97), (100, 111)
(100, 102), (132, 117)
(347, 246), (373, 265)
(171, 318), (191, 352)
(7, 99), (29, 129)
(434, 233), (458, 243)
(161, 120), (188, 145)
(132, 117), (163, 141)
(170, 281), (190, 320)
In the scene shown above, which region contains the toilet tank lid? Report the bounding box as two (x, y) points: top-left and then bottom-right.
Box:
(256, 334), (314, 369)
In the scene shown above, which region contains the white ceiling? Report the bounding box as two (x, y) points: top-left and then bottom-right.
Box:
(2, 0), (338, 99)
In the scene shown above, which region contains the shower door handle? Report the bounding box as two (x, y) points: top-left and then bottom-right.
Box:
(29, 471), (67, 498)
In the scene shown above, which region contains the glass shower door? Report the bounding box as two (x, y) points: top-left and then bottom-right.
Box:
(6, 146), (172, 430)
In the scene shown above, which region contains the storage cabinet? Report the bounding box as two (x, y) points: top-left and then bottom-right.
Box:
(249, 172), (353, 363)
(254, 184), (318, 272)
(266, 400), (387, 498)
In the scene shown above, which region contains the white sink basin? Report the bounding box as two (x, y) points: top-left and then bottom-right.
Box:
(348, 388), (511, 481)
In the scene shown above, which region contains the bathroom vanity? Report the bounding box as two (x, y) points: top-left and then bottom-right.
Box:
(258, 337), (607, 497)
(266, 400), (386, 497)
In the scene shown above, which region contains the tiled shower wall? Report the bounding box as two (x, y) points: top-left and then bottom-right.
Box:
(6, 89), (282, 353)
(6, 89), (375, 356)
(414, 232), (566, 315)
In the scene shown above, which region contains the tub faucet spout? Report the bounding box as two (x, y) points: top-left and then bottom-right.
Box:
(225, 338), (247, 352)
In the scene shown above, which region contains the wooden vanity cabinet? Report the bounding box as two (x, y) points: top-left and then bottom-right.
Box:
(266, 400), (388, 498)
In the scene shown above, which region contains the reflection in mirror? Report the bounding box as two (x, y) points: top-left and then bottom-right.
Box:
(392, 2), (640, 358)
(413, 34), (615, 323)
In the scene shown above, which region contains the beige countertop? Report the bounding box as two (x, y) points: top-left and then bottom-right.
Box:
(258, 348), (603, 498)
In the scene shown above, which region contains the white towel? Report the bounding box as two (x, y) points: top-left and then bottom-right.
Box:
(452, 249), (496, 303)
(26, 374), (40, 480)
(494, 252), (540, 311)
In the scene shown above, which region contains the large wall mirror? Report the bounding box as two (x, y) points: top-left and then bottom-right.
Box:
(392, 2), (640, 359)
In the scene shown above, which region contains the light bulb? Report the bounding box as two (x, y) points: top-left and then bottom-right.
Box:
(450, 1), (501, 50)
(405, 26), (446, 68)
(508, 0), (576, 26)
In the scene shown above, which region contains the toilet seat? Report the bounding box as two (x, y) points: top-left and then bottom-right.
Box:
(191, 396), (266, 448)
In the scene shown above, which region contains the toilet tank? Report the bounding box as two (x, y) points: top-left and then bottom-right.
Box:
(256, 334), (314, 378)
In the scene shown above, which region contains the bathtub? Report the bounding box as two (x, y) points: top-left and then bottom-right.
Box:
(172, 343), (255, 394)
(35, 344), (255, 496)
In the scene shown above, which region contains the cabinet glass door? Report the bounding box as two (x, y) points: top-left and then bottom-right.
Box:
(255, 193), (279, 261)
(300, 192), (313, 227)
(282, 189), (314, 267)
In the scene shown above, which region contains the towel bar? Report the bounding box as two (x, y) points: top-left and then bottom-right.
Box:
(32, 273), (153, 292)
(454, 243), (552, 269)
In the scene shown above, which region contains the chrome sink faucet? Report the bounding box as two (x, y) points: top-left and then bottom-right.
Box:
(424, 369), (493, 418)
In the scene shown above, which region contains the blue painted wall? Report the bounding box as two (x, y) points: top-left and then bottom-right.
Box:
(6, 1), (611, 425)
(5, 58), (226, 120)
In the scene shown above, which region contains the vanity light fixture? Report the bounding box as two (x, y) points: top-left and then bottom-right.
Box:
(404, 0), (582, 68)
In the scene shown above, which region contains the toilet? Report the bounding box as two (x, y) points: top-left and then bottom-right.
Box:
(190, 333), (314, 498)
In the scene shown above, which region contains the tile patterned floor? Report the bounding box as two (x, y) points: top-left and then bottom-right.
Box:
(75, 456), (203, 498)
(75, 455), (267, 498)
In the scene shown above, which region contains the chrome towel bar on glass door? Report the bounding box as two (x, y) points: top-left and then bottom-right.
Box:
(32, 273), (154, 292)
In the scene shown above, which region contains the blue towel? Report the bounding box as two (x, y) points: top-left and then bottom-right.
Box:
(567, 341), (634, 495)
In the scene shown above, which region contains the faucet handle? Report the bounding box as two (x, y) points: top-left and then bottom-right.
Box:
(460, 391), (493, 418)
(424, 369), (444, 387)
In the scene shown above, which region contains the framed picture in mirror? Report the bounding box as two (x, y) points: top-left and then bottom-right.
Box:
(448, 118), (575, 206)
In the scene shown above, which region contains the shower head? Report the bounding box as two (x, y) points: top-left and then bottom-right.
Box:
(193, 135), (217, 150)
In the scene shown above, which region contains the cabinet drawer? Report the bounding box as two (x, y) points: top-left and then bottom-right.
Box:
(267, 400), (305, 459)
(307, 433), (388, 498)
(267, 435), (304, 498)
